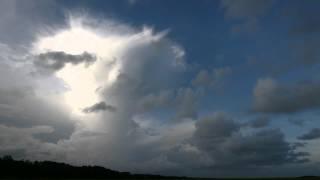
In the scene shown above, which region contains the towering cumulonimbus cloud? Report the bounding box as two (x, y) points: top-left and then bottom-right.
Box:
(0, 0), (319, 177)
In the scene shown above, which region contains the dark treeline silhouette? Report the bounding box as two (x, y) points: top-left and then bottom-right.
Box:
(0, 155), (319, 179)
(0, 155), (186, 179)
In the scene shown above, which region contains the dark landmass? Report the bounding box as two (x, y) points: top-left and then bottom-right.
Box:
(0, 155), (185, 179)
(0, 155), (319, 180)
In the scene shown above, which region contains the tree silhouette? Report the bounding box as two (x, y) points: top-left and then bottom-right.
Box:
(0, 155), (318, 179)
(0, 155), (185, 179)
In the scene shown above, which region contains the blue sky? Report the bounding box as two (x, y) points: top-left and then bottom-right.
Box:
(0, 0), (320, 177)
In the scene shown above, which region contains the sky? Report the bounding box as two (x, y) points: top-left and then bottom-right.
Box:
(0, 0), (320, 178)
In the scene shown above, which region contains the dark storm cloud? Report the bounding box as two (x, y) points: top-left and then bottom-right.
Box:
(35, 51), (96, 72)
(298, 128), (320, 140)
(193, 112), (239, 140)
(191, 112), (309, 168)
(83, 101), (117, 113)
(248, 115), (271, 128)
(252, 78), (320, 113)
(156, 112), (311, 177)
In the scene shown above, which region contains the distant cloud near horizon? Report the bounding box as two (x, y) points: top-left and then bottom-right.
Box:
(252, 78), (320, 113)
(191, 112), (308, 168)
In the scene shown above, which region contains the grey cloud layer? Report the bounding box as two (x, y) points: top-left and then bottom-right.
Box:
(148, 112), (311, 177)
(0, 58), (75, 142)
(191, 112), (307, 168)
(252, 78), (320, 113)
(0, 125), (53, 159)
(136, 88), (200, 120)
(247, 115), (271, 128)
(0, 0), (66, 46)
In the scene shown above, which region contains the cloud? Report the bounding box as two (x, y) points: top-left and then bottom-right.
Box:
(298, 128), (320, 140)
(136, 87), (200, 121)
(221, 0), (273, 19)
(136, 90), (173, 113)
(192, 70), (211, 87)
(20, 15), (192, 174)
(0, 124), (58, 160)
(174, 88), (199, 120)
(221, 0), (273, 32)
(0, 0), (66, 46)
(0, 55), (75, 143)
(154, 112), (309, 177)
(82, 101), (116, 113)
(194, 112), (239, 140)
(191, 112), (308, 168)
(252, 78), (320, 113)
(247, 115), (271, 128)
(0, 9), (317, 177)
(34, 51), (96, 72)
(192, 67), (232, 88)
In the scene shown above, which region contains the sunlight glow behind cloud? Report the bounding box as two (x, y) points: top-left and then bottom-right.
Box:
(32, 16), (171, 115)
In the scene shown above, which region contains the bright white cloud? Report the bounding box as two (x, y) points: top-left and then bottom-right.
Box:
(33, 16), (184, 117)
(26, 15), (192, 172)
